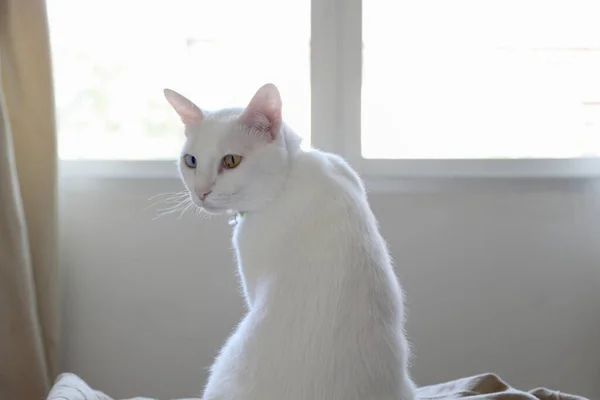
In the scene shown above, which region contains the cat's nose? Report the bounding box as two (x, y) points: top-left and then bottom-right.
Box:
(200, 190), (212, 201)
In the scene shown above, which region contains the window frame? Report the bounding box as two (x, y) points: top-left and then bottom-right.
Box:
(58, 0), (600, 181)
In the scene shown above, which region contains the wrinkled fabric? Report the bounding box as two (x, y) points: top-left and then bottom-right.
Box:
(417, 373), (589, 400)
(47, 372), (590, 400)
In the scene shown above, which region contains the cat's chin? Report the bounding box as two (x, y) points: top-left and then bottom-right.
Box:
(200, 204), (229, 216)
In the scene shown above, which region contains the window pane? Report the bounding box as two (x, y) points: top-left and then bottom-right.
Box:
(48, 0), (310, 160)
(362, 0), (600, 159)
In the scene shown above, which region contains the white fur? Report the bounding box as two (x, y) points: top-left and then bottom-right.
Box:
(172, 87), (416, 400)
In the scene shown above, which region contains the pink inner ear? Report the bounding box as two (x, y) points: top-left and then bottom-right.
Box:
(163, 89), (204, 125)
(239, 83), (282, 139)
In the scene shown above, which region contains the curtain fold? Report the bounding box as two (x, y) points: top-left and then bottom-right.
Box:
(0, 0), (59, 399)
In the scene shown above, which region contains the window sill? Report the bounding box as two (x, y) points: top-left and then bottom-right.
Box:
(358, 157), (600, 178)
(59, 158), (600, 193)
(60, 159), (179, 179)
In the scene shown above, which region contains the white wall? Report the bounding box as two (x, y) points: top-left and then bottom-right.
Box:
(59, 177), (600, 399)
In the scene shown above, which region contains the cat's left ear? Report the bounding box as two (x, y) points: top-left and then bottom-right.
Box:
(239, 83), (282, 140)
(163, 88), (204, 126)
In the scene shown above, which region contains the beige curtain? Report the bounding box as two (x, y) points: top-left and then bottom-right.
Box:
(0, 1), (59, 399)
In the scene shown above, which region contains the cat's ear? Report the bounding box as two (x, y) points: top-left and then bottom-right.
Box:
(239, 83), (282, 140)
(163, 88), (204, 126)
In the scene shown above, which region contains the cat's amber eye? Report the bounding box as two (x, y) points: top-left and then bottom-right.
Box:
(222, 154), (243, 169)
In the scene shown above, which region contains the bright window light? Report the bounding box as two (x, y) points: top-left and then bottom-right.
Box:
(47, 0), (310, 160)
(50, 0), (600, 177)
(362, 0), (600, 159)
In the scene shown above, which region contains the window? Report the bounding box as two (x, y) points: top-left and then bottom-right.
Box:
(48, 0), (310, 160)
(50, 0), (600, 178)
(362, 0), (600, 160)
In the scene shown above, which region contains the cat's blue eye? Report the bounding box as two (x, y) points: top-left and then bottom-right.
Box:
(183, 154), (197, 168)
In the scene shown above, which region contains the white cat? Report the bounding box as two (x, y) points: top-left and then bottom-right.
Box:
(164, 83), (417, 400)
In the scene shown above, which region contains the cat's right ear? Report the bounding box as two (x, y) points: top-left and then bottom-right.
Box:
(163, 89), (204, 126)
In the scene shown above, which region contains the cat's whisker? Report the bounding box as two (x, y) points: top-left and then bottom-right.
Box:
(176, 202), (196, 220)
(147, 190), (188, 203)
(199, 209), (214, 220)
(147, 191), (177, 201)
(153, 208), (187, 220)
(155, 197), (190, 211)
(158, 192), (189, 203)
(152, 197), (195, 220)
(146, 191), (190, 212)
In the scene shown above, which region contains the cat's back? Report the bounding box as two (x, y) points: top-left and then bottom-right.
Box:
(294, 149), (367, 202)
(235, 149), (369, 249)
(290, 150), (381, 241)
(216, 149), (416, 400)
(236, 149), (378, 264)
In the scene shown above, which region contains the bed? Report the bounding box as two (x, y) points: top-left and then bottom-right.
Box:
(46, 371), (589, 400)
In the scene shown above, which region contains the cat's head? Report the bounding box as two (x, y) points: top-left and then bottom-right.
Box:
(164, 83), (297, 215)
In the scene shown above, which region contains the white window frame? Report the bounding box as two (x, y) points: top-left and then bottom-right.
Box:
(59, 0), (600, 182)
